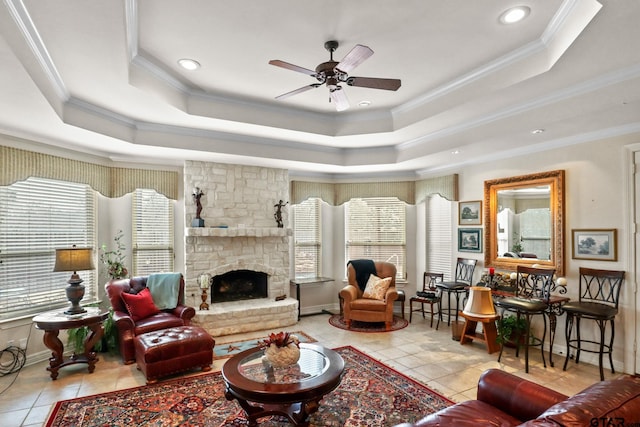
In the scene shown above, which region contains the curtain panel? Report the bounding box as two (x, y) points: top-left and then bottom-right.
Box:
(0, 145), (178, 200)
(290, 174), (458, 205)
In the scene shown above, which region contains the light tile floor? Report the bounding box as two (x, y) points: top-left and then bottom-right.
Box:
(0, 313), (622, 427)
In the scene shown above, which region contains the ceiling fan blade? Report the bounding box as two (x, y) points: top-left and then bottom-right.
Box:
(268, 60), (316, 76)
(330, 87), (350, 111)
(336, 44), (374, 73)
(347, 77), (401, 91)
(275, 84), (320, 100)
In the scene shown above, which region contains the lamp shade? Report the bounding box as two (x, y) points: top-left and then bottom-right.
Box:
(54, 247), (95, 272)
(463, 287), (496, 317)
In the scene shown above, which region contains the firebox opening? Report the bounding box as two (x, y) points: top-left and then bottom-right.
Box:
(211, 270), (268, 303)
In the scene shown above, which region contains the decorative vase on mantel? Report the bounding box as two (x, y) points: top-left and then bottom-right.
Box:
(259, 331), (301, 368)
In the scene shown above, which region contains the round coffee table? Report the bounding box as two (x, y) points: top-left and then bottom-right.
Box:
(222, 342), (344, 426)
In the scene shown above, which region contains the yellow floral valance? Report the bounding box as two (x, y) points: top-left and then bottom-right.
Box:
(290, 174), (458, 205)
(0, 145), (178, 200)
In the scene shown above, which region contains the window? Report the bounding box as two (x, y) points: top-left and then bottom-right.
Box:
(427, 194), (453, 280)
(0, 177), (96, 320)
(132, 189), (174, 275)
(293, 198), (321, 278)
(346, 197), (406, 279)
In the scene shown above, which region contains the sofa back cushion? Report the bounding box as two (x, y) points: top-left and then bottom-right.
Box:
(477, 369), (567, 422)
(525, 375), (640, 426)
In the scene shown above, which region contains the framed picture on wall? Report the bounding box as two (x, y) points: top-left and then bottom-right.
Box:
(459, 200), (482, 225)
(572, 229), (617, 261)
(458, 228), (482, 253)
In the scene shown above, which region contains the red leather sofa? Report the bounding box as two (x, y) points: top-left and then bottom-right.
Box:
(105, 275), (196, 364)
(395, 368), (640, 426)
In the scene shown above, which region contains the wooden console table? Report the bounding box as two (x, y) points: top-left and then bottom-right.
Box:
(290, 277), (334, 320)
(32, 307), (109, 380)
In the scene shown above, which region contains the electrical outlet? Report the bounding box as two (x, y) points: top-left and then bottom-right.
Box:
(19, 338), (28, 349)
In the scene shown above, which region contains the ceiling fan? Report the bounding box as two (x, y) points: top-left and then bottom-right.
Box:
(269, 40), (401, 111)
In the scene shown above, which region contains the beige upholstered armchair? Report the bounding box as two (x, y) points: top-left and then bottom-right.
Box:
(340, 260), (398, 331)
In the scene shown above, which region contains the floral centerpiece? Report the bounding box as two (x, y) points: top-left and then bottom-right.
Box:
(100, 229), (128, 280)
(258, 331), (300, 367)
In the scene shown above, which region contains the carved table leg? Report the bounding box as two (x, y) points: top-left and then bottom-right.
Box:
(42, 329), (63, 380)
(83, 323), (104, 373)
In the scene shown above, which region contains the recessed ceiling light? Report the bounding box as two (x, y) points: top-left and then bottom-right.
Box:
(178, 58), (200, 71)
(500, 6), (530, 24)
(358, 100), (372, 107)
(531, 128), (545, 134)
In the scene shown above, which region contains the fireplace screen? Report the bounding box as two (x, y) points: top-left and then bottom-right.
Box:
(211, 270), (268, 303)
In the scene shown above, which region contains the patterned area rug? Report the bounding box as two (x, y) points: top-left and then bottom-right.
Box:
(46, 346), (452, 427)
(213, 331), (316, 360)
(329, 314), (409, 332)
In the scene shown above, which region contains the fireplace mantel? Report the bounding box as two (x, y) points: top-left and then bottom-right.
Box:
(186, 227), (292, 238)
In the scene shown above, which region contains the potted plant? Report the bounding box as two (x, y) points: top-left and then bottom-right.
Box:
(67, 304), (118, 354)
(258, 331), (300, 367)
(100, 229), (128, 280)
(496, 314), (528, 348)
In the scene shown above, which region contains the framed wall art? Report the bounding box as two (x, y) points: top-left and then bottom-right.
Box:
(458, 228), (482, 253)
(459, 200), (482, 225)
(572, 229), (617, 261)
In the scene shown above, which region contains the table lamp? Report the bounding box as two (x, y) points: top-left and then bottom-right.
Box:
(462, 287), (496, 317)
(199, 273), (211, 310)
(53, 245), (95, 315)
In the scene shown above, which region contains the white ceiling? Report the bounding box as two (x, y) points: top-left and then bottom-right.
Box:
(0, 0), (639, 178)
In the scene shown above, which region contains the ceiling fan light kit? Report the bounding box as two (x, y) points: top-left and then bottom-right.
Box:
(269, 40), (401, 111)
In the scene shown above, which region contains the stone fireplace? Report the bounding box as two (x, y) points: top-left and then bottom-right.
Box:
(211, 270), (268, 303)
(184, 161), (297, 336)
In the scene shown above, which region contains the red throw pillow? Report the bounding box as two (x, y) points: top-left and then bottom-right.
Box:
(120, 288), (160, 321)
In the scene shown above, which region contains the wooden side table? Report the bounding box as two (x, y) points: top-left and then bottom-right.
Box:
(32, 307), (109, 380)
(459, 311), (500, 354)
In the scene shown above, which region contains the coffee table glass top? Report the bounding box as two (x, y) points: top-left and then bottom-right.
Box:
(238, 346), (330, 384)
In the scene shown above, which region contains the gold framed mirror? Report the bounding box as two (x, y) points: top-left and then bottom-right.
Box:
(484, 170), (565, 276)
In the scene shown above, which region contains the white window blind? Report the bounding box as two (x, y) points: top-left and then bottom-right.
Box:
(132, 189), (174, 275)
(0, 177), (96, 320)
(427, 194), (453, 280)
(346, 197), (406, 279)
(293, 198), (321, 278)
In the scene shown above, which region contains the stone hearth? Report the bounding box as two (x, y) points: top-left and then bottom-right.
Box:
(184, 161), (297, 336)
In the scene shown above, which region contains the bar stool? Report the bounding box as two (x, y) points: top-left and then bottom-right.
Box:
(495, 265), (555, 373)
(436, 258), (476, 326)
(562, 267), (625, 381)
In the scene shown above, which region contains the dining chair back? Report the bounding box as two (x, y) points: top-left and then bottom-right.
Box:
(409, 272), (444, 328)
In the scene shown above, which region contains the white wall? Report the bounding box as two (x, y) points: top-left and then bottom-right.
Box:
(453, 138), (635, 373)
(2, 136), (638, 374)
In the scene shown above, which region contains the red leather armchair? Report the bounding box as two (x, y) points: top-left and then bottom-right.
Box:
(105, 275), (196, 364)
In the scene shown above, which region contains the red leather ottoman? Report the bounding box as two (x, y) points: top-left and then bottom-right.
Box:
(134, 325), (215, 384)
